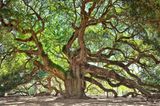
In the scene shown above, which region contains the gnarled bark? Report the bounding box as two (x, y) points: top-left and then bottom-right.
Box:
(64, 66), (86, 98)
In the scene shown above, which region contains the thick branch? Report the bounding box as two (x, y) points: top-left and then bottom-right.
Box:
(84, 76), (118, 97)
(82, 64), (151, 96)
(34, 60), (65, 81)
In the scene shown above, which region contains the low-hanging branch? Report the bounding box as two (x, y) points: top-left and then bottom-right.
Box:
(82, 63), (151, 97)
(84, 76), (118, 97)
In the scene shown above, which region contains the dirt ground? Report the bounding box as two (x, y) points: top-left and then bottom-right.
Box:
(0, 95), (160, 106)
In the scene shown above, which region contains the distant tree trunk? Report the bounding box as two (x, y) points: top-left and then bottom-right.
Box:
(64, 64), (86, 98)
(0, 92), (5, 97)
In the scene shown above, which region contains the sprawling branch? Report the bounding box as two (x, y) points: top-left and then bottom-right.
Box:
(90, 74), (122, 87)
(34, 60), (65, 80)
(82, 64), (151, 97)
(84, 76), (118, 97)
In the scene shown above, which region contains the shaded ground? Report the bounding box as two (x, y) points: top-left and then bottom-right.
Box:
(0, 95), (160, 106)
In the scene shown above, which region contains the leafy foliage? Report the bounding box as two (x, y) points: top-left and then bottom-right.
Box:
(0, 0), (160, 98)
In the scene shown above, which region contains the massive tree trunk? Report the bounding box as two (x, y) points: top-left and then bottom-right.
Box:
(64, 64), (86, 98)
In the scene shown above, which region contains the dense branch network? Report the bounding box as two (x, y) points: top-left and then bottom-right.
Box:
(0, 0), (160, 98)
(63, 0), (160, 98)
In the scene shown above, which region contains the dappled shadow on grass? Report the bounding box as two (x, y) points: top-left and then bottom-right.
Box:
(0, 96), (159, 106)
